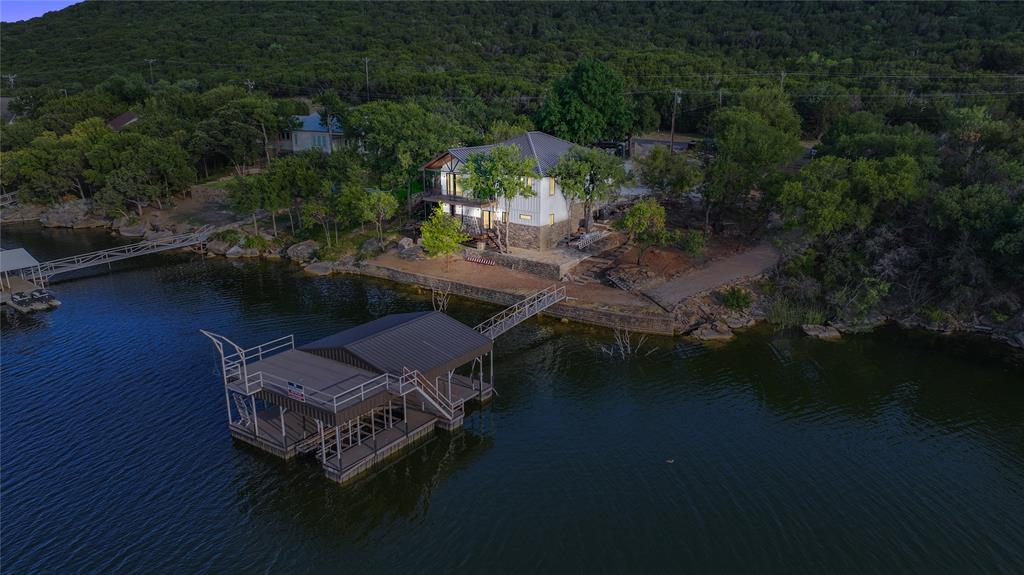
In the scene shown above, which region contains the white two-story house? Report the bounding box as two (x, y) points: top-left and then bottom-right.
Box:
(421, 132), (584, 251)
(274, 112), (345, 155)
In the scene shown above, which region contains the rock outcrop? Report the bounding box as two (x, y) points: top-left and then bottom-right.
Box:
(39, 200), (108, 229)
(286, 240), (319, 262)
(692, 321), (734, 341)
(802, 324), (842, 340)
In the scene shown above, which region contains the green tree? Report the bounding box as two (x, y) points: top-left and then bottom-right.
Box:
(537, 59), (632, 144)
(226, 173), (269, 235)
(549, 145), (627, 231)
(616, 198), (677, 264)
(635, 146), (702, 201)
(463, 144), (536, 253)
(421, 206), (470, 272)
(360, 189), (399, 247)
(705, 107), (800, 231)
(348, 100), (468, 212)
(314, 91), (345, 154)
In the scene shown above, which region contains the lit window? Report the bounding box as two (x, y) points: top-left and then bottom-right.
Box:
(549, 213), (555, 225)
(548, 178), (555, 196)
(519, 213), (532, 221)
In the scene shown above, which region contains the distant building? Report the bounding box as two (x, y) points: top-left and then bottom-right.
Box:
(107, 111), (139, 133)
(275, 112), (344, 154)
(421, 131), (584, 251)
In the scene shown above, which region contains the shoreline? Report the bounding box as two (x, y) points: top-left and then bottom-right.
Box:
(5, 208), (1023, 354)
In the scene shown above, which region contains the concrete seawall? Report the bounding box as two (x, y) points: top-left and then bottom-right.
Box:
(350, 263), (678, 336)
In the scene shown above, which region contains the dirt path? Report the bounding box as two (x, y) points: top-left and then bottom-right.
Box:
(642, 243), (779, 310)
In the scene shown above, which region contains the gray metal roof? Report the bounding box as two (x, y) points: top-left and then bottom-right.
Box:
(301, 311), (492, 379)
(447, 131), (574, 176)
(247, 349), (377, 395)
(0, 248), (40, 273)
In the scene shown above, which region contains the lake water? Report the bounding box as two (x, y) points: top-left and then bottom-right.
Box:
(2, 224), (1022, 574)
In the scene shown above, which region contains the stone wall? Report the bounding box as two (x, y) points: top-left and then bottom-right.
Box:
(461, 248), (565, 281)
(352, 263), (677, 335)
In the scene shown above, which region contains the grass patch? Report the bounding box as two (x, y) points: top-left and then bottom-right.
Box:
(211, 229), (242, 245)
(766, 297), (827, 327)
(722, 286), (753, 311)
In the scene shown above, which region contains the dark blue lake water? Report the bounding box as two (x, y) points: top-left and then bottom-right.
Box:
(2, 224), (1022, 574)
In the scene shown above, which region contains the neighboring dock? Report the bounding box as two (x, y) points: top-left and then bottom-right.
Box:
(203, 285), (565, 485)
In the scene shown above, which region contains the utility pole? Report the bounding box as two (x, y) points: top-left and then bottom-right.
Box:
(3, 74), (16, 89)
(718, 87), (723, 107)
(669, 89), (681, 154)
(244, 79), (256, 92)
(363, 58), (371, 102)
(145, 59), (157, 85)
(780, 70), (786, 91)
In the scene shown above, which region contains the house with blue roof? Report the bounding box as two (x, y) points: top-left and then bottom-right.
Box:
(275, 112), (345, 155)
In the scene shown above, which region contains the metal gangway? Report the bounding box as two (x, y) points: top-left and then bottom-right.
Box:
(475, 284), (567, 339)
(0, 193), (18, 208)
(20, 225), (215, 286)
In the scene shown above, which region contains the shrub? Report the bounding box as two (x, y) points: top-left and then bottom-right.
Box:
(679, 229), (706, 257)
(722, 286), (753, 311)
(242, 234), (270, 251)
(211, 229), (241, 245)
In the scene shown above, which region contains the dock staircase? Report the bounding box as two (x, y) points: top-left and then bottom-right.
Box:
(475, 284), (567, 339)
(21, 225), (216, 286)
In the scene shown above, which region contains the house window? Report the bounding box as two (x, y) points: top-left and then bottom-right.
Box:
(312, 134), (328, 150)
(549, 213), (555, 225)
(519, 213), (532, 221)
(454, 174), (465, 196)
(548, 178), (555, 196)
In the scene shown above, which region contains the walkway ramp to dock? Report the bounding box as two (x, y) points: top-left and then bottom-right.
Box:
(21, 225), (215, 285)
(0, 193), (17, 208)
(475, 284), (566, 339)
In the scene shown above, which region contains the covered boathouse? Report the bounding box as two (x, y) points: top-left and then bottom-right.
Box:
(202, 311), (495, 485)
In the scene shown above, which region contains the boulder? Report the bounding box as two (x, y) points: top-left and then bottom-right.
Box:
(225, 245), (244, 258)
(802, 324), (842, 340)
(303, 261), (336, 276)
(398, 245), (425, 261)
(72, 217), (108, 229)
(693, 321), (734, 342)
(206, 240), (231, 256)
(286, 240), (319, 262)
(397, 237), (415, 250)
(119, 223), (150, 238)
(144, 229), (173, 241)
(359, 237), (388, 257)
(239, 247), (260, 258)
(723, 314), (756, 329)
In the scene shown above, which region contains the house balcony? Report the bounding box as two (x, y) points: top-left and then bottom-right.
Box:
(421, 188), (495, 208)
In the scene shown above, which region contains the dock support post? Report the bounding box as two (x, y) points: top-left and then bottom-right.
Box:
(403, 395), (408, 435)
(317, 419), (326, 465)
(335, 425), (342, 469)
(224, 387), (232, 425)
(251, 395), (259, 439)
(279, 406), (287, 447)
(490, 350), (494, 391)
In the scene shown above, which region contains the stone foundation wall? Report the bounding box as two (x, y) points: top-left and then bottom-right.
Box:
(461, 248), (566, 281)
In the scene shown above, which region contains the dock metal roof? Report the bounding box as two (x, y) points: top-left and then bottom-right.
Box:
(246, 348), (378, 396)
(0, 248), (40, 273)
(301, 311), (492, 379)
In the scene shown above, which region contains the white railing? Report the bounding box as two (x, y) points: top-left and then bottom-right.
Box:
(402, 368), (464, 421)
(574, 230), (609, 250)
(21, 225), (215, 284)
(475, 284), (567, 339)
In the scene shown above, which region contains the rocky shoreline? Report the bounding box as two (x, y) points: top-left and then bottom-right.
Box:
(6, 199), (1023, 352)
